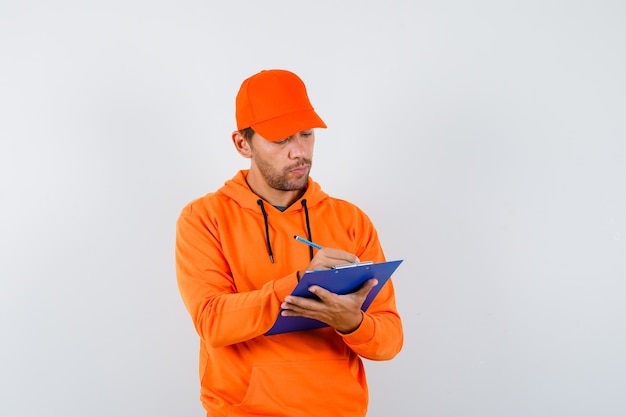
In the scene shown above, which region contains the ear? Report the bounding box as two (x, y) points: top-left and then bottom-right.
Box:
(232, 130), (252, 158)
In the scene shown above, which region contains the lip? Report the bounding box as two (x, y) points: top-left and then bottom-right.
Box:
(289, 165), (309, 175)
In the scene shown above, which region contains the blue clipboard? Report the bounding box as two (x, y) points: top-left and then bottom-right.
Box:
(265, 259), (403, 335)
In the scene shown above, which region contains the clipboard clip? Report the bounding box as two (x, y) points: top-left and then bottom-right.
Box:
(331, 261), (374, 270)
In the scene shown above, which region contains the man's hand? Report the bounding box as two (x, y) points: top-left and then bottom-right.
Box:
(281, 278), (379, 334)
(296, 247), (359, 279)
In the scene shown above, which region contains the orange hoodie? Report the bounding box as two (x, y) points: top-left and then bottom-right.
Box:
(176, 170), (403, 417)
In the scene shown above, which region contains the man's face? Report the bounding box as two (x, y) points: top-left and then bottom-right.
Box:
(249, 129), (315, 192)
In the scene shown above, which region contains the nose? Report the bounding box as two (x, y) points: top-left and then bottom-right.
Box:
(288, 135), (308, 159)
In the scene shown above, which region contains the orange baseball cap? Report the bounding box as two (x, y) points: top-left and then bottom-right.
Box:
(235, 69), (327, 142)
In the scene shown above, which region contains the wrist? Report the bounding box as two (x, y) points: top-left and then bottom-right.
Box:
(337, 311), (364, 335)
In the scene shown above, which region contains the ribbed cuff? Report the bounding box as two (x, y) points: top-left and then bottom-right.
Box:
(339, 313), (375, 345)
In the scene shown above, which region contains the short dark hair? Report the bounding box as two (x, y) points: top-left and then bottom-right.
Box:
(241, 127), (255, 141)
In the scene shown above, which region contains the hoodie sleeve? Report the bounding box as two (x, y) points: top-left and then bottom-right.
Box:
(340, 280), (404, 360)
(339, 208), (404, 361)
(175, 203), (297, 348)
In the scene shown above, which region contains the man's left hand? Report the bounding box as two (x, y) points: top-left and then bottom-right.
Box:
(280, 278), (378, 334)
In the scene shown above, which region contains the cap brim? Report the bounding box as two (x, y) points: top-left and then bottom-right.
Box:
(251, 109), (327, 142)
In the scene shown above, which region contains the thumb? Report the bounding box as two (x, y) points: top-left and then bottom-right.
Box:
(357, 278), (379, 297)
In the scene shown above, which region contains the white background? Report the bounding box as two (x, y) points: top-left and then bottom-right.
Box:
(1, 1), (625, 416)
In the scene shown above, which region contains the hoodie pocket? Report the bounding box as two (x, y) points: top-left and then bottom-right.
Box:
(229, 359), (367, 417)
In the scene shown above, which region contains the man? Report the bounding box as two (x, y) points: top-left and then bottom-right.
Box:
(176, 69), (403, 417)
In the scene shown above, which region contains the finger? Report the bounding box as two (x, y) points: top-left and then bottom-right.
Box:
(281, 306), (303, 316)
(280, 298), (324, 319)
(307, 285), (333, 301)
(282, 295), (322, 311)
(319, 248), (359, 264)
(280, 301), (306, 315)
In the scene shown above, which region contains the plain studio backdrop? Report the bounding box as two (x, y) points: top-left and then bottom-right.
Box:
(1, 1), (625, 416)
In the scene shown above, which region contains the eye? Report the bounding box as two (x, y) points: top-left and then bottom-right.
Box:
(275, 138), (290, 145)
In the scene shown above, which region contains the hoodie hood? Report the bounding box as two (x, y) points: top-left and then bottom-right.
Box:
(217, 170), (329, 212)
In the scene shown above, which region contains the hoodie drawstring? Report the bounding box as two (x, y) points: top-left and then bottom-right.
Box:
(257, 199), (274, 264)
(301, 199), (314, 261)
(256, 198), (315, 263)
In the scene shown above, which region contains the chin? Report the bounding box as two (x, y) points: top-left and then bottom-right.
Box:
(282, 179), (308, 192)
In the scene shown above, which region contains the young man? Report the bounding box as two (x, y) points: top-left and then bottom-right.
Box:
(176, 69), (403, 417)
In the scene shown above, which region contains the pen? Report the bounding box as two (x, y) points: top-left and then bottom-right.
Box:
(293, 235), (323, 250)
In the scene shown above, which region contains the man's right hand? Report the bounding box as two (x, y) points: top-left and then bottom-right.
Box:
(297, 247), (359, 279)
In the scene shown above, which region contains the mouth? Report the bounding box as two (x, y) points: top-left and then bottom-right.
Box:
(289, 165), (310, 175)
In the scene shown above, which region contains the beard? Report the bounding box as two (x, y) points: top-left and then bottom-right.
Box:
(253, 155), (313, 191)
